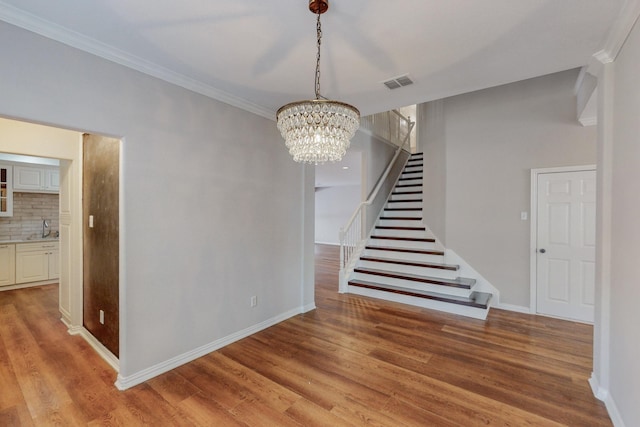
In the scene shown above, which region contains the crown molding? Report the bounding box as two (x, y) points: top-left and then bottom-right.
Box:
(0, 2), (275, 121)
(592, 0), (640, 66)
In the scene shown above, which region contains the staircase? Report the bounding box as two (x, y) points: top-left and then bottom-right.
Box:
(346, 152), (493, 320)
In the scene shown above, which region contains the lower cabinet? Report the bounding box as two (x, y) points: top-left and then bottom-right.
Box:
(0, 243), (16, 286)
(15, 242), (59, 284)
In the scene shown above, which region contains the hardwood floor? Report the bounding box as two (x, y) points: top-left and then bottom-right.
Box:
(0, 244), (611, 426)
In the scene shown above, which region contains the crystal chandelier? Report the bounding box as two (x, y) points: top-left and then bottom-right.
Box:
(276, 0), (360, 164)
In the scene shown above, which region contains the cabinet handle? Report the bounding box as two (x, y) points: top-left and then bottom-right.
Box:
(0, 245), (8, 248)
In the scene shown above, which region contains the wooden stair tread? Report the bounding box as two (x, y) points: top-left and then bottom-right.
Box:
(348, 279), (491, 309)
(398, 177), (422, 181)
(354, 267), (475, 289)
(360, 256), (458, 271)
(392, 191), (421, 195)
(384, 207), (422, 211)
(375, 225), (426, 231)
(371, 236), (435, 242)
(388, 199), (422, 203)
(365, 245), (444, 256)
(395, 184), (422, 188)
(380, 216), (422, 221)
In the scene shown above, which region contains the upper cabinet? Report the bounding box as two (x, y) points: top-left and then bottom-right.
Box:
(13, 165), (59, 193)
(0, 163), (13, 217)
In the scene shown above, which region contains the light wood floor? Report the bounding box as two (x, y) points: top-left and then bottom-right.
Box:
(0, 244), (611, 426)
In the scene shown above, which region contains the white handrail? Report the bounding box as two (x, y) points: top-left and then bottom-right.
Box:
(339, 111), (415, 275)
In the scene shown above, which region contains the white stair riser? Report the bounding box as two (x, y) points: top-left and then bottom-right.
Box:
(363, 249), (444, 263)
(357, 260), (459, 279)
(386, 201), (422, 209)
(401, 172), (422, 179)
(373, 228), (431, 238)
(390, 193), (422, 201)
(403, 165), (422, 172)
(377, 218), (423, 227)
(346, 286), (488, 320)
(393, 186), (423, 193)
(351, 272), (473, 297)
(397, 180), (422, 186)
(368, 238), (437, 250)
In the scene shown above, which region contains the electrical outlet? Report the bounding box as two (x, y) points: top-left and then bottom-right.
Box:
(250, 296), (257, 307)
(99, 310), (105, 324)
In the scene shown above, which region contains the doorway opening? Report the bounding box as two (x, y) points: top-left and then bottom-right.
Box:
(0, 116), (121, 370)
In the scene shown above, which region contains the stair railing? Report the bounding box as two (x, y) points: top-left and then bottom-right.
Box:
(339, 110), (415, 291)
(359, 109), (413, 148)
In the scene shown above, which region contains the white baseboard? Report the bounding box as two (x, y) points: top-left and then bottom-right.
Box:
(314, 241), (339, 246)
(68, 326), (119, 372)
(114, 305), (306, 390)
(301, 302), (316, 313)
(493, 303), (531, 314)
(589, 373), (625, 427)
(0, 279), (57, 292)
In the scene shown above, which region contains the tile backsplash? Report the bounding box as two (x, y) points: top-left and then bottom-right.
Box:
(0, 192), (59, 241)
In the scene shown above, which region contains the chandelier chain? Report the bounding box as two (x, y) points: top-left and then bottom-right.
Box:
(275, 0), (360, 164)
(315, 12), (322, 99)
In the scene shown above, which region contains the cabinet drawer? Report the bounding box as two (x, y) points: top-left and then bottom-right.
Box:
(16, 242), (59, 253)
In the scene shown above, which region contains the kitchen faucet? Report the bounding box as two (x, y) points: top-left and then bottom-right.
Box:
(42, 219), (51, 238)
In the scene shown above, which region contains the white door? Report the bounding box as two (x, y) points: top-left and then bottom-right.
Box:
(536, 170), (596, 323)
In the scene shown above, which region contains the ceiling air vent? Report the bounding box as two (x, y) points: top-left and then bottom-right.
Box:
(383, 74), (414, 90)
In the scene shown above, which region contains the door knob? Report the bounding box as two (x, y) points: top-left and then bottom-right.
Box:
(539, 248), (546, 253)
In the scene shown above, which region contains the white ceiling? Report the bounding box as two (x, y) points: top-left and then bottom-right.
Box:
(0, 0), (626, 119)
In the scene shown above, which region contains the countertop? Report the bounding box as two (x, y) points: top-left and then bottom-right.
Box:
(0, 238), (60, 245)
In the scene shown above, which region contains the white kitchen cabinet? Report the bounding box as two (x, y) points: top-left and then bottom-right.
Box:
(13, 165), (60, 193)
(0, 163), (13, 217)
(15, 241), (59, 284)
(0, 243), (15, 286)
(48, 248), (60, 280)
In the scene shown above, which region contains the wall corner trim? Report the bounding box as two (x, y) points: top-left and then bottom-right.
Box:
(301, 302), (317, 313)
(68, 326), (120, 372)
(594, 0), (640, 65)
(579, 117), (598, 127)
(590, 373), (626, 427)
(114, 306), (306, 390)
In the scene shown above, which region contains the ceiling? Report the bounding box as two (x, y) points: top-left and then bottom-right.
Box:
(0, 0), (627, 120)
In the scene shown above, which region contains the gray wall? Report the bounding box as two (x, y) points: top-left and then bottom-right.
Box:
(418, 100), (447, 244)
(609, 16), (640, 426)
(351, 130), (399, 236)
(315, 184), (360, 245)
(418, 69), (597, 307)
(351, 131), (397, 198)
(0, 21), (313, 378)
